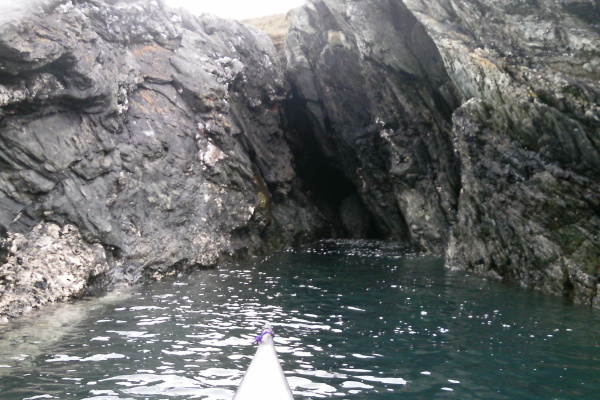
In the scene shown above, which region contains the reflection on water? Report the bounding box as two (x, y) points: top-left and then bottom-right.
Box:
(0, 240), (599, 399)
(0, 289), (133, 372)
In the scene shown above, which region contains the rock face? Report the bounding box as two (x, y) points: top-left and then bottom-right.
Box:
(1, 0), (599, 318)
(403, 0), (600, 306)
(285, 0), (462, 252)
(0, 222), (109, 320)
(285, 0), (599, 306)
(0, 0), (328, 319)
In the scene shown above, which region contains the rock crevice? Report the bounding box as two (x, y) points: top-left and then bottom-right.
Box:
(0, 0), (330, 319)
(1, 0), (599, 318)
(283, 0), (599, 306)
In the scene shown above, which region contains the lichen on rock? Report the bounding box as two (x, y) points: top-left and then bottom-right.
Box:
(1, 0), (599, 318)
(0, 222), (109, 321)
(284, 0), (599, 306)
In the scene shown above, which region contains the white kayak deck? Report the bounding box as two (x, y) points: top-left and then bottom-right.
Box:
(233, 324), (294, 400)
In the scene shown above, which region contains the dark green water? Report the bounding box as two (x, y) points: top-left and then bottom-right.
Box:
(0, 240), (599, 399)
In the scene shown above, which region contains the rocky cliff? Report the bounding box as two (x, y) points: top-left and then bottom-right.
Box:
(284, 0), (599, 306)
(405, 0), (599, 305)
(0, 0), (599, 319)
(285, 0), (462, 250)
(0, 0), (329, 319)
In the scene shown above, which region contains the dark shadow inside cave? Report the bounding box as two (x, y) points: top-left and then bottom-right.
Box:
(283, 89), (383, 239)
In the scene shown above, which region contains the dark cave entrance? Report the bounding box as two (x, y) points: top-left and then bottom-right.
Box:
(283, 91), (382, 239)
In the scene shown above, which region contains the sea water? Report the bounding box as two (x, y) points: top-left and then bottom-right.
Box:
(0, 240), (599, 399)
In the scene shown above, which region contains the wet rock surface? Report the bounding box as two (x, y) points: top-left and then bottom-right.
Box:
(0, 0), (599, 317)
(284, 0), (462, 253)
(0, 222), (109, 320)
(403, 0), (599, 306)
(285, 0), (599, 306)
(0, 0), (329, 319)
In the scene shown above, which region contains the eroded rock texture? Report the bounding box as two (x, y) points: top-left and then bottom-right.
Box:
(1, 0), (599, 318)
(285, 0), (599, 306)
(0, 222), (109, 320)
(0, 0), (328, 318)
(403, 0), (599, 306)
(285, 0), (462, 251)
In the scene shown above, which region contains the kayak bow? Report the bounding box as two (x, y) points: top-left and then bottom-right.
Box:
(233, 322), (294, 400)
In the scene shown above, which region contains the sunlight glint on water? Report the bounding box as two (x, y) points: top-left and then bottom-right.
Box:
(0, 240), (599, 399)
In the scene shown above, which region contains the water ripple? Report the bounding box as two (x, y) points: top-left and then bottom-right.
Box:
(1, 240), (599, 399)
